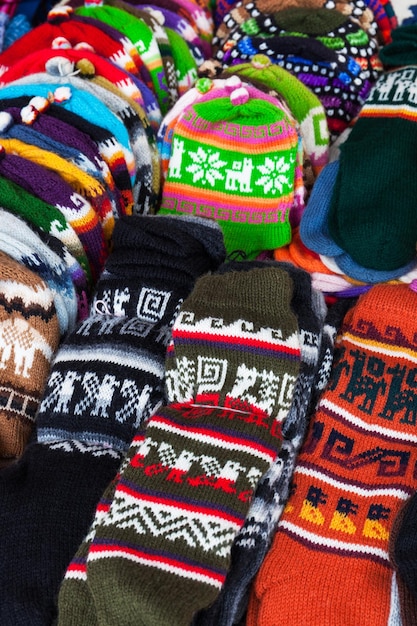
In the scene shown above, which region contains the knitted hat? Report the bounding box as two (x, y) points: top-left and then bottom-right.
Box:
(159, 83), (302, 259)
(105, 0), (182, 106)
(0, 171), (89, 279)
(141, 4), (208, 65)
(379, 22), (417, 67)
(224, 54), (330, 176)
(0, 93), (135, 215)
(165, 26), (199, 96)
(157, 74), (286, 178)
(327, 66), (417, 272)
(16, 62), (161, 214)
(0, 81), (136, 184)
(0, 46), (161, 129)
(0, 8), (139, 77)
(0, 250), (60, 459)
(300, 160), (417, 283)
(145, 0), (214, 47)
(0, 133), (115, 243)
(0, 209), (78, 335)
(0, 139), (107, 283)
(74, 2), (173, 114)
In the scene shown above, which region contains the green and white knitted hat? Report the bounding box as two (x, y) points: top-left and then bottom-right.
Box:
(159, 83), (303, 260)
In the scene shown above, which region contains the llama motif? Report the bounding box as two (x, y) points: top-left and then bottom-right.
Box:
(0, 317), (53, 378)
(168, 137), (185, 179)
(225, 158), (254, 193)
(113, 287), (130, 316)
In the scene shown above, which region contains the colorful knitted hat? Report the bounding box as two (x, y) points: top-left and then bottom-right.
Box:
(0, 81), (136, 184)
(159, 82), (302, 259)
(105, 0), (183, 106)
(157, 74), (287, 179)
(0, 46), (162, 131)
(327, 66), (417, 272)
(299, 160), (417, 283)
(217, 7), (382, 139)
(0, 133), (115, 243)
(378, 22), (417, 67)
(165, 26), (199, 96)
(0, 209), (78, 335)
(223, 54), (330, 176)
(0, 138), (107, 283)
(0, 250), (60, 459)
(0, 92), (135, 215)
(14, 64), (161, 214)
(0, 7), (139, 78)
(74, 2), (173, 114)
(141, 4), (208, 65)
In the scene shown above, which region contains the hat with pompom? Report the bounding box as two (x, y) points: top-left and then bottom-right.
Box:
(159, 81), (303, 259)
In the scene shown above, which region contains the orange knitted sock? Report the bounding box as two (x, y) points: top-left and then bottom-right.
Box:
(247, 283), (417, 626)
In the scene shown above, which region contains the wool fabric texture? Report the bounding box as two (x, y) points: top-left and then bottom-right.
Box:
(192, 260), (327, 626)
(159, 83), (302, 260)
(0, 212), (226, 625)
(0, 170), (89, 276)
(224, 54), (330, 177)
(0, 209), (78, 335)
(0, 140), (107, 284)
(0, 8), (140, 77)
(327, 66), (417, 271)
(79, 265), (300, 626)
(247, 283), (417, 626)
(0, 251), (59, 459)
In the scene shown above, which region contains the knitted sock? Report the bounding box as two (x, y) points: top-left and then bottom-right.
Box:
(0, 213), (225, 625)
(247, 283), (417, 626)
(57, 436), (142, 626)
(192, 260), (327, 625)
(84, 266), (301, 626)
(0, 251), (60, 459)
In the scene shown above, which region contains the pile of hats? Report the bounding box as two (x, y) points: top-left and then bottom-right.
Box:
(272, 23), (417, 302)
(208, 0), (397, 141)
(0, 0), (215, 460)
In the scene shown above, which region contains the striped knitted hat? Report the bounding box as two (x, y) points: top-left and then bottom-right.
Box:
(159, 82), (303, 259)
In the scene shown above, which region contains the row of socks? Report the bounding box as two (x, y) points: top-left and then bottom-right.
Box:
(0, 0), (213, 460)
(0, 212), (226, 624)
(56, 258), (336, 626)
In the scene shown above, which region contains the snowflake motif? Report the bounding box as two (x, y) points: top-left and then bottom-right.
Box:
(186, 147), (227, 187)
(255, 156), (292, 195)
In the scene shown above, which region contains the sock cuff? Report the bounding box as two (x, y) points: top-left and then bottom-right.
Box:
(109, 214), (226, 271)
(185, 266), (295, 327)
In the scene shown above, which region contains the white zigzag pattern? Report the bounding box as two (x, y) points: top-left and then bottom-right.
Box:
(103, 491), (240, 559)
